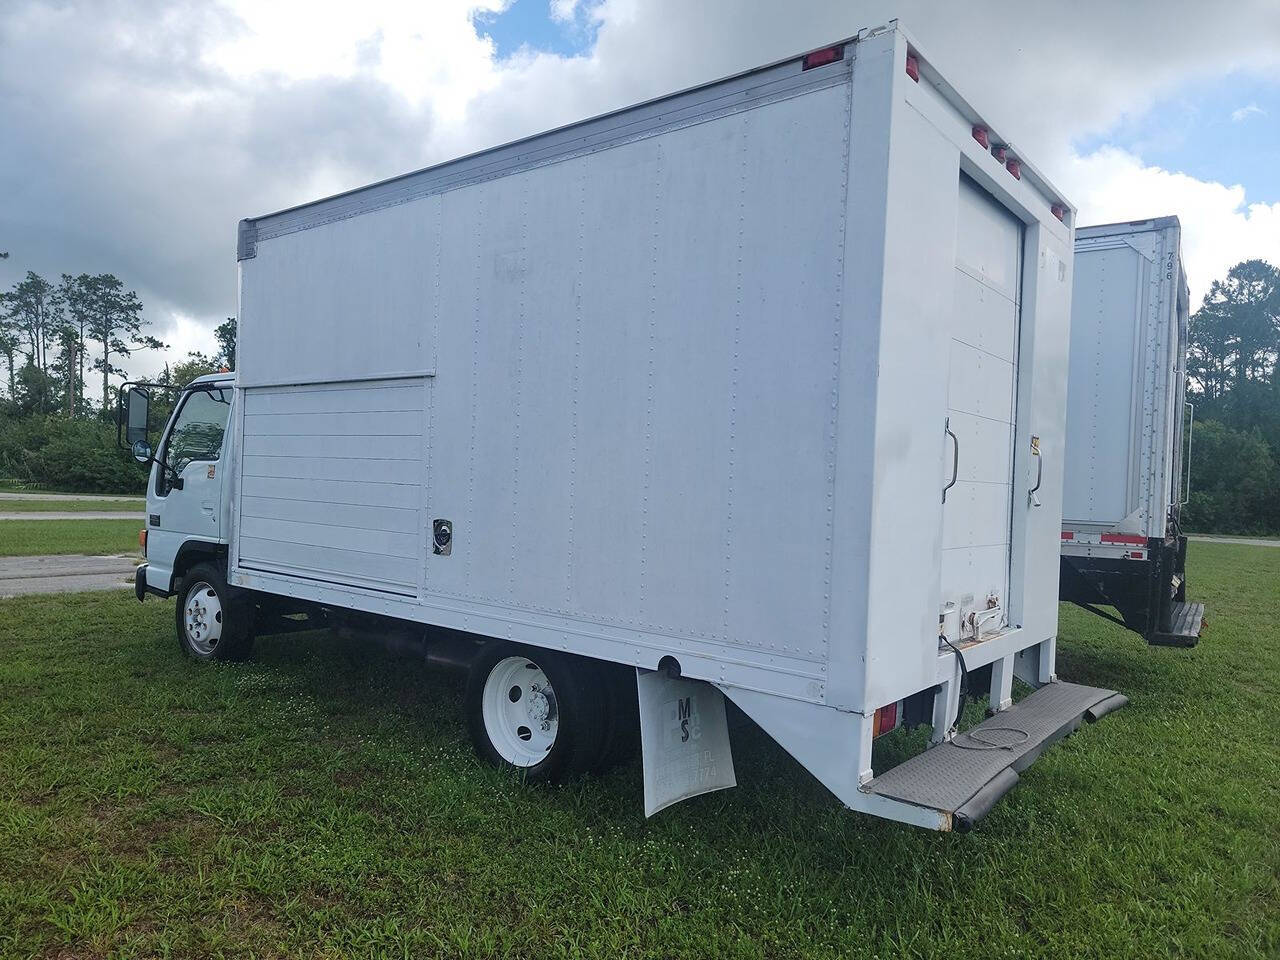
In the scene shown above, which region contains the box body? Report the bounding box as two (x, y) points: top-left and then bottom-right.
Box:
(229, 24), (1076, 807)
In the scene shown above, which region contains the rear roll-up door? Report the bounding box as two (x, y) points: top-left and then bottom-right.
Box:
(941, 176), (1023, 638)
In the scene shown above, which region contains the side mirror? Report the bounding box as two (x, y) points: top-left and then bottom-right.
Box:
(125, 386), (150, 446)
(132, 439), (153, 464)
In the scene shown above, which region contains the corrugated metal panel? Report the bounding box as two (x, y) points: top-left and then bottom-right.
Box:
(235, 379), (426, 595)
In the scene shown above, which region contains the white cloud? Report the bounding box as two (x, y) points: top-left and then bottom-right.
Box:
(550, 0), (580, 23)
(1230, 102), (1265, 122)
(1062, 147), (1280, 307)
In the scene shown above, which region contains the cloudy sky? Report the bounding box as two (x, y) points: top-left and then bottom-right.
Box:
(2, 0), (1279, 398)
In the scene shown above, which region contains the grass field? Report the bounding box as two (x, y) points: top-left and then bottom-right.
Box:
(0, 499), (143, 514)
(0, 519), (142, 558)
(0, 542), (1275, 958)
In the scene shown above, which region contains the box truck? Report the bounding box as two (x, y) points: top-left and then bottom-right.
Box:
(119, 22), (1124, 831)
(1060, 217), (1205, 646)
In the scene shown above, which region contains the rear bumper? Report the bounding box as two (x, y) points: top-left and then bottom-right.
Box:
(1059, 535), (1203, 645)
(864, 681), (1127, 830)
(134, 563), (171, 601)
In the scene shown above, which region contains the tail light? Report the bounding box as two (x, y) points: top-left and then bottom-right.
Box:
(872, 701), (900, 737)
(139, 528), (147, 557)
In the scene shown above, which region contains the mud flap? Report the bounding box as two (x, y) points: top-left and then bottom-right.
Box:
(637, 669), (736, 817)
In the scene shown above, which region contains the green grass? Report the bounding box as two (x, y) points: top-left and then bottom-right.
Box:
(0, 543), (1275, 959)
(0, 499), (144, 513)
(0, 519), (142, 557)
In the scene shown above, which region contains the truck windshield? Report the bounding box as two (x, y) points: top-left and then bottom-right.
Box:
(161, 387), (231, 490)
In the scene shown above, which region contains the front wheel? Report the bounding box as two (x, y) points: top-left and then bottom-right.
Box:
(175, 562), (255, 662)
(464, 643), (607, 783)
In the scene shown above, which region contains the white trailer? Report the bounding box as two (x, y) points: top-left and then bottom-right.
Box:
(1060, 217), (1204, 646)
(122, 22), (1124, 830)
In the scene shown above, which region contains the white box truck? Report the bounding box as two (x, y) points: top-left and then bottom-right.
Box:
(1060, 217), (1205, 646)
(120, 22), (1124, 831)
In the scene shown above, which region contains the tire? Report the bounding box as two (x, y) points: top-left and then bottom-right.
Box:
(593, 664), (639, 773)
(465, 643), (607, 784)
(175, 562), (255, 662)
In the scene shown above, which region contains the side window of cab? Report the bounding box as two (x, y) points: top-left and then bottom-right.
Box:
(157, 387), (232, 496)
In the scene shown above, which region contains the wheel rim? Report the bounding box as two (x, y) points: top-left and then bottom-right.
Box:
(183, 581), (224, 655)
(481, 656), (559, 767)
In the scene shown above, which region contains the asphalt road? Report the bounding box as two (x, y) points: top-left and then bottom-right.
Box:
(1189, 535), (1280, 548)
(0, 491), (140, 502)
(0, 555), (138, 598)
(0, 512), (142, 521)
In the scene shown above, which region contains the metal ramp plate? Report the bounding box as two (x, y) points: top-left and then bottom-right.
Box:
(865, 681), (1126, 830)
(1152, 601), (1204, 647)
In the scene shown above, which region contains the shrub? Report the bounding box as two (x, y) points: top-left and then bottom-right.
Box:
(0, 415), (147, 494)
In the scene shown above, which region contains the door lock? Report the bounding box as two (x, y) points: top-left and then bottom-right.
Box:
(433, 518), (452, 556)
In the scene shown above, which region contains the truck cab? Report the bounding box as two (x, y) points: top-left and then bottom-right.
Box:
(128, 374), (236, 611)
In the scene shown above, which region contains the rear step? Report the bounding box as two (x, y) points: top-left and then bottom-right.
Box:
(1151, 601), (1205, 648)
(864, 681), (1126, 830)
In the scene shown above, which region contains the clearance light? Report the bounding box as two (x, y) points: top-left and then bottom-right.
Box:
(905, 53), (920, 82)
(992, 144), (1007, 163)
(1006, 158), (1021, 180)
(1051, 203), (1066, 222)
(802, 45), (844, 70)
(972, 125), (989, 149)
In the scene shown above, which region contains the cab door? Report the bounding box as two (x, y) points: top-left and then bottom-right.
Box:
(149, 384), (234, 566)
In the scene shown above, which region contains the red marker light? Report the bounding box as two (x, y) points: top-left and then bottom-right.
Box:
(905, 53), (920, 82)
(1006, 158), (1021, 179)
(802, 45), (844, 70)
(873, 701), (899, 737)
(1051, 203), (1066, 222)
(972, 125), (989, 149)
(992, 145), (1007, 163)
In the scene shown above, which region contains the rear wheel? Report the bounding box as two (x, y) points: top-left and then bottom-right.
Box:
(465, 643), (607, 783)
(175, 562), (254, 662)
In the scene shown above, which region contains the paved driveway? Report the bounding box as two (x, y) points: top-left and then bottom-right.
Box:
(0, 555), (139, 597)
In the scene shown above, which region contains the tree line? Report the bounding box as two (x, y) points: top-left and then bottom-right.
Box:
(1183, 259), (1280, 534)
(0, 265), (235, 492)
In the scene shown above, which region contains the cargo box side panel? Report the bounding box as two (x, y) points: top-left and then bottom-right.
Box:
(1063, 243), (1145, 527)
(237, 201), (437, 388)
(424, 78), (852, 669)
(234, 379), (427, 596)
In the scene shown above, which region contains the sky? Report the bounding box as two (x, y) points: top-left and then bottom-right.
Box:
(2, 0), (1279, 400)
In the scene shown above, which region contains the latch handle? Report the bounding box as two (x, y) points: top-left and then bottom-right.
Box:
(942, 418), (959, 504)
(1029, 435), (1043, 507)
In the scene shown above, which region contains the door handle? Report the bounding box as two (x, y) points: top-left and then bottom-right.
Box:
(200, 501), (215, 514)
(942, 418), (959, 504)
(1028, 436), (1043, 508)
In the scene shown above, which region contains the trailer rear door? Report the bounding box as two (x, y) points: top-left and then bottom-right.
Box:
(941, 176), (1023, 638)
